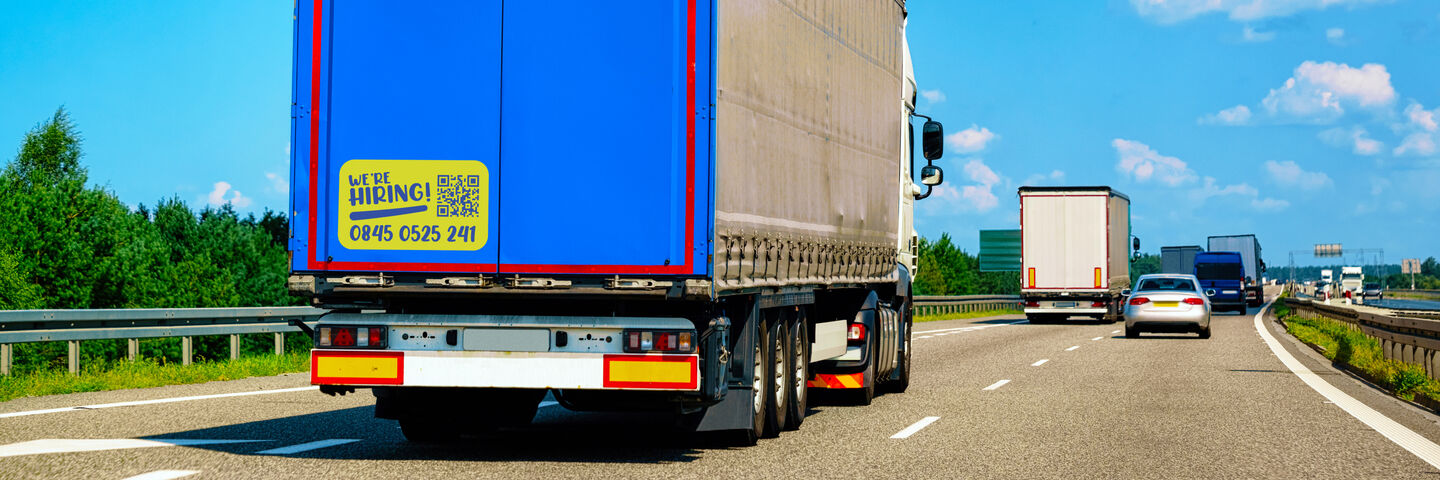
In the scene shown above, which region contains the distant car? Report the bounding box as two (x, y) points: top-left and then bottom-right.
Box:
(1124, 274), (1212, 339)
(1363, 283), (1383, 300)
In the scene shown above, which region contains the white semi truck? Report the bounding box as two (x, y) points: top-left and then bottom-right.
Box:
(1018, 187), (1135, 323)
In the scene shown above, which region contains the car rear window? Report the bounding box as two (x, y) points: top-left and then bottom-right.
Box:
(1195, 263), (1242, 280)
(1137, 278), (1197, 292)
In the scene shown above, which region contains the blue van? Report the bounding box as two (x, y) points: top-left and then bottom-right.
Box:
(1194, 252), (1247, 313)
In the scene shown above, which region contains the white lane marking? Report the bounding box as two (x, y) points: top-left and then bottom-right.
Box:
(0, 439), (263, 458)
(890, 416), (941, 439)
(982, 379), (1011, 391)
(1065, 346), (1080, 351)
(539, 400), (559, 408)
(123, 470), (200, 480)
(917, 336), (933, 339)
(257, 439), (359, 455)
(0, 386), (318, 419)
(914, 320), (1026, 335)
(1031, 359), (1049, 367)
(1112, 330), (1121, 334)
(1254, 301), (1440, 469)
(1091, 336), (1103, 341)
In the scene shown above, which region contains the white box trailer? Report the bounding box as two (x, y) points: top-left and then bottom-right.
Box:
(1019, 187), (1132, 323)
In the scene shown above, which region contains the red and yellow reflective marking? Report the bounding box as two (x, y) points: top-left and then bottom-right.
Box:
(311, 350), (404, 385)
(602, 354), (699, 390)
(808, 372), (865, 389)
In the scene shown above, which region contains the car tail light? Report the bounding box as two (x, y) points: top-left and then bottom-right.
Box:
(1091, 301), (1106, 308)
(1129, 297), (1150, 306)
(1184, 298), (1205, 305)
(848, 323), (866, 343)
(317, 326), (386, 349)
(622, 330), (694, 353)
(1023, 301), (1040, 308)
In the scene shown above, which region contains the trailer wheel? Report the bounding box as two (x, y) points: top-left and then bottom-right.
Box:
(885, 297), (913, 394)
(731, 315), (769, 446)
(785, 309), (809, 430)
(763, 312), (790, 438)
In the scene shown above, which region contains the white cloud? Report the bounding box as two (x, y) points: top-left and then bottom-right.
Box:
(265, 172), (289, 194)
(1130, 0), (1389, 24)
(945, 125), (997, 153)
(1257, 61), (1395, 123)
(1394, 132), (1438, 157)
(1318, 126), (1382, 155)
(1198, 105), (1252, 125)
(960, 158), (1002, 212)
(1021, 170), (1066, 186)
(1251, 197), (1291, 211)
(1326, 27), (1346, 45)
(1405, 102), (1439, 132)
(1241, 25), (1276, 42)
(1112, 139), (1197, 186)
(920, 89), (946, 104)
(1264, 160), (1334, 189)
(206, 181), (253, 208)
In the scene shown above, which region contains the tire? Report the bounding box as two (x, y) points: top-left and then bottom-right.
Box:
(732, 316), (768, 446)
(885, 299), (913, 394)
(762, 312), (789, 438)
(1125, 325), (1139, 338)
(1198, 325), (1212, 339)
(400, 417), (458, 443)
(784, 310), (809, 430)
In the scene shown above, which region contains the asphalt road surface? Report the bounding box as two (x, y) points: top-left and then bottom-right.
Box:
(5, 295), (1440, 479)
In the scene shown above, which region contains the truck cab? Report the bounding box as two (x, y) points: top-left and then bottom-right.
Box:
(1193, 252), (1246, 314)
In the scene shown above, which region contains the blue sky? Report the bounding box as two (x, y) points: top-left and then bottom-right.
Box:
(1, 1), (1437, 267)
(908, 0), (1440, 267)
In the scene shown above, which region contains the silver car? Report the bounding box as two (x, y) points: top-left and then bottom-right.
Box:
(1123, 274), (1212, 339)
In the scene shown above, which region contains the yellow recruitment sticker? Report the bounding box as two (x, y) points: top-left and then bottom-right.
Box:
(337, 159), (489, 251)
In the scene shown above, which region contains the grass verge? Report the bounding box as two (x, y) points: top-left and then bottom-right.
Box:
(0, 353), (310, 403)
(915, 309), (1022, 323)
(1278, 311), (1440, 403)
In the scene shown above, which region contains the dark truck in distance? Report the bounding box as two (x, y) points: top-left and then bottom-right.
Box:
(1161, 246), (1203, 275)
(1193, 251), (1246, 314)
(1207, 235), (1264, 307)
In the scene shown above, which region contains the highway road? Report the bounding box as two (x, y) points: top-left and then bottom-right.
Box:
(5, 294), (1440, 478)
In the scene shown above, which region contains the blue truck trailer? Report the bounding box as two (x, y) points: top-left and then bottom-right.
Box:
(286, 0), (946, 444)
(1193, 251), (1247, 313)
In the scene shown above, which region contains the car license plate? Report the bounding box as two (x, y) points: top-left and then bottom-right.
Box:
(1054, 302), (1077, 308)
(1222, 290), (1237, 294)
(1154, 301), (1179, 308)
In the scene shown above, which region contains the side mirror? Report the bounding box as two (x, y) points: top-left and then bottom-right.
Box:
(1205, 289), (1217, 297)
(920, 165), (944, 186)
(922, 120), (944, 160)
(1121, 289), (1132, 297)
(1132, 237), (1141, 252)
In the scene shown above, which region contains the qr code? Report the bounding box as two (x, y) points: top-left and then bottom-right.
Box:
(436, 175), (482, 217)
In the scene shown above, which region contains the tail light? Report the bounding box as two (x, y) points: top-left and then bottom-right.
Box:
(317, 326), (386, 349)
(1091, 301), (1106, 308)
(1183, 298), (1205, 305)
(622, 330), (694, 353)
(848, 323), (866, 343)
(1129, 297), (1150, 306)
(1023, 301), (1040, 308)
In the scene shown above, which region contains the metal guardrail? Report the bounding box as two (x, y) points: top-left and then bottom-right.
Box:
(0, 307), (326, 375)
(1281, 297), (1440, 381)
(913, 295), (1021, 317)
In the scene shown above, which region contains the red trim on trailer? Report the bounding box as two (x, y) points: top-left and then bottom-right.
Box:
(311, 350), (404, 385)
(306, 0), (699, 275)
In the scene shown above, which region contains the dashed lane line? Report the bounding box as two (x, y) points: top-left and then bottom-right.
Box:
(257, 439), (360, 455)
(1091, 336), (1103, 341)
(122, 470), (199, 480)
(1112, 330), (1121, 334)
(0, 439), (264, 458)
(1031, 359), (1049, 367)
(914, 320), (1027, 336)
(0, 387), (319, 419)
(982, 380), (1011, 391)
(890, 416), (941, 439)
(1253, 300), (1440, 469)
(1065, 346), (1080, 351)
